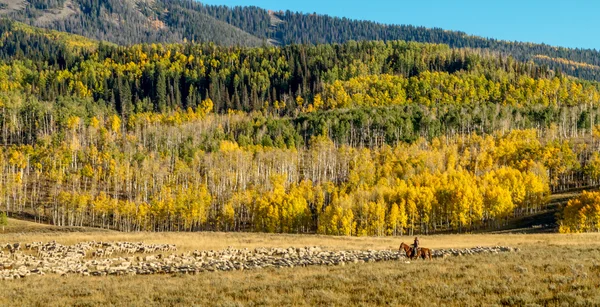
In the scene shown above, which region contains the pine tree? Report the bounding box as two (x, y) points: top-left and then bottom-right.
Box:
(155, 65), (167, 112)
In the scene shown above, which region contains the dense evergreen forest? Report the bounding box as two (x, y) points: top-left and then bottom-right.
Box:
(1, 0), (266, 46)
(0, 15), (597, 234)
(2, 0), (600, 82)
(202, 4), (600, 82)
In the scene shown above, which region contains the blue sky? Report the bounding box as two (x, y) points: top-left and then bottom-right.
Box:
(199, 0), (597, 50)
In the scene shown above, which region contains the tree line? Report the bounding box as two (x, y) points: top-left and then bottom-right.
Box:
(3, 21), (600, 122)
(200, 2), (600, 82)
(4, 0), (600, 82)
(1, 19), (600, 235)
(1, 99), (598, 234)
(0, 114), (574, 234)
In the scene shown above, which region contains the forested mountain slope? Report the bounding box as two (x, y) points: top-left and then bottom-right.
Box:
(0, 18), (599, 234)
(202, 5), (600, 82)
(0, 0), (265, 46)
(2, 0), (599, 82)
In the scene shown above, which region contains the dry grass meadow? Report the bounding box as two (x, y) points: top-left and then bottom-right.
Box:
(1, 218), (600, 306)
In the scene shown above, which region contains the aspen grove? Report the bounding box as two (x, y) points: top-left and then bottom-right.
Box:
(0, 20), (599, 234)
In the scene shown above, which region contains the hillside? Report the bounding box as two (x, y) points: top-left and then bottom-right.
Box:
(0, 0), (265, 46)
(0, 18), (598, 234)
(204, 5), (600, 82)
(2, 0), (600, 81)
(0, 3), (599, 236)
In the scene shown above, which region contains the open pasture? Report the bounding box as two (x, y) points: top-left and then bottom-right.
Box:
(1, 220), (600, 306)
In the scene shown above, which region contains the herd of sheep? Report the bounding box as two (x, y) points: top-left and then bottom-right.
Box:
(0, 241), (517, 280)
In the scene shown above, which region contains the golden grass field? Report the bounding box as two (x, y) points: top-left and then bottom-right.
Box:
(1, 218), (600, 306)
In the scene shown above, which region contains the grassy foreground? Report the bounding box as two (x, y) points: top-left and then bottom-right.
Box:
(1, 221), (600, 306)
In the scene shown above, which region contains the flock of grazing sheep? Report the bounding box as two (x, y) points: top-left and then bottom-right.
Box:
(0, 240), (518, 280)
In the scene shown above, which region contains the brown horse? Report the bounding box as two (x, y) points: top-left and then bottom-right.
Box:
(417, 247), (432, 260)
(399, 242), (414, 259)
(399, 242), (432, 260)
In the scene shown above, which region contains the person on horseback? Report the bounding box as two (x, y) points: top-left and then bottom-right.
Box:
(412, 237), (419, 258)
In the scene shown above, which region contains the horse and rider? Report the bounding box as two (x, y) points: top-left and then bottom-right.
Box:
(398, 236), (432, 260)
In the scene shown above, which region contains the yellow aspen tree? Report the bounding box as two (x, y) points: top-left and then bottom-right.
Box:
(387, 202), (399, 236)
